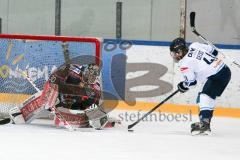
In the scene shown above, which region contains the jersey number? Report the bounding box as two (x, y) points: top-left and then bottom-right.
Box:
(189, 49), (214, 65)
(203, 57), (214, 65)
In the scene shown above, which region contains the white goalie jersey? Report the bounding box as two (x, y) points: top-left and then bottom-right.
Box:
(179, 42), (225, 85)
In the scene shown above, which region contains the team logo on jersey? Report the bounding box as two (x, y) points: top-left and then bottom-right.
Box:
(180, 67), (189, 73)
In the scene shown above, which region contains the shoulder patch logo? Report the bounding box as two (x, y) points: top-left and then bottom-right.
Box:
(180, 67), (189, 72)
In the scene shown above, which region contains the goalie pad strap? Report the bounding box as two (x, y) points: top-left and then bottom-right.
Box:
(9, 107), (25, 124)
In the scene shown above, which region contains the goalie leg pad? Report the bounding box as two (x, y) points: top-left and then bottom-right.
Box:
(20, 94), (46, 123)
(54, 107), (89, 128)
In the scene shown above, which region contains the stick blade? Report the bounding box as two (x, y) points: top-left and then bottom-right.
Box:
(128, 122), (136, 130)
(127, 124), (133, 130)
(190, 12), (196, 27)
(0, 118), (11, 125)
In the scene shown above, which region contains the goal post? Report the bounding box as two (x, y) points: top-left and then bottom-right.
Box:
(0, 34), (103, 115)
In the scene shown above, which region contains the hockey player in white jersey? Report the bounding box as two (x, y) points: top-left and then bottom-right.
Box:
(170, 38), (231, 135)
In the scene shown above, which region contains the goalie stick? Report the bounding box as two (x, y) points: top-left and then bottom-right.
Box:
(127, 89), (179, 131)
(0, 112), (23, 125)
(190, 11), (240, 68)
(0, 118), (11, 125)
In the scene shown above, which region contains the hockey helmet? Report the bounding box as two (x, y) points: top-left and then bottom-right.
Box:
(82, 64), (100, 84)
(170, 38), (188, 62)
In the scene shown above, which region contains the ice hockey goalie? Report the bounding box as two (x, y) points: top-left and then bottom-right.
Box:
(7, 63), (119, 130)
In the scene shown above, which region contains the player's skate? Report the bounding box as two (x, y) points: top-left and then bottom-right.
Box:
(191, 119), (211, 136)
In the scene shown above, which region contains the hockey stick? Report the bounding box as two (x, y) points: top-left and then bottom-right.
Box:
(19, 70), (41, 92)
(127, 89), (179, 131)
(190, 12), (240, 68)
(0, 118), (11, 125)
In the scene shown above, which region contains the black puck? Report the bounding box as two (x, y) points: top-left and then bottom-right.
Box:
(128, 129), (134, 132)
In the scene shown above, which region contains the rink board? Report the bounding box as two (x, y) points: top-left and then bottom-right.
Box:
(0, 93), (240, 118)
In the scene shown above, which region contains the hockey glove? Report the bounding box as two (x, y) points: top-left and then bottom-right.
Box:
(177, 82), (189, 93)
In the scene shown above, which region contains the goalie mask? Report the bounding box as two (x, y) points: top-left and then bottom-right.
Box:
(82, 64), (100, 84)
(170, 38), (188, 62)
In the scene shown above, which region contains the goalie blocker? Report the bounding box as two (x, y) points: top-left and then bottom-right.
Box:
(7, 63), (120, 129)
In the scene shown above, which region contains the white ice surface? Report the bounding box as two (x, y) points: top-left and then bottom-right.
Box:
(0, 110), (239, 160)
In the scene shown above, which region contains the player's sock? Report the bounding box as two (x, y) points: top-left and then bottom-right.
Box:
(199, 110), (213, 122)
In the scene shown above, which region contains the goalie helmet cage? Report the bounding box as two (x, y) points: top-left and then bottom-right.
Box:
(0, 34), (102, 116)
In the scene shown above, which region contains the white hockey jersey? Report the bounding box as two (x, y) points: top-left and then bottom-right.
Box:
(179, 42), (225, 85)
